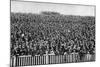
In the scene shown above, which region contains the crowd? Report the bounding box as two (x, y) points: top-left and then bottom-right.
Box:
(11, 12), (95, 57)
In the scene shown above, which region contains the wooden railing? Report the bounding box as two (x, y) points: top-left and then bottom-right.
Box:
(10, 54), (95, 67)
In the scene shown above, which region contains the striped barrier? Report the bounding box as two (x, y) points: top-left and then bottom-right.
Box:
(10, 54), (95, 67)
(15, 55), (47, 66)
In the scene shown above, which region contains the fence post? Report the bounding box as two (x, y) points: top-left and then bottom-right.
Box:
(10, 56), (13, 67)
(13, 56), (16, 67)
(72, 53), (75, 62)
(87, 54), (92, 61)
(46, 51), (49, 64)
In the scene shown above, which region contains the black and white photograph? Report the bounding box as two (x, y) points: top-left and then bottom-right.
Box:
(10, 0), (95, 67)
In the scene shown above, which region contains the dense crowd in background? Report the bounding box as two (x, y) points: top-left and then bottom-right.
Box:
(11, 12), (95, 57)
